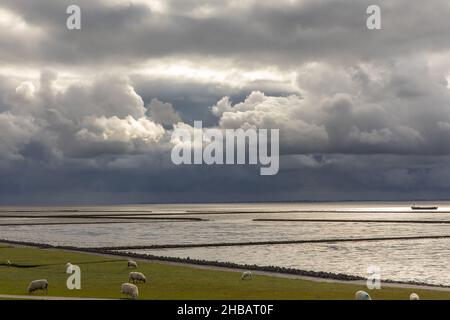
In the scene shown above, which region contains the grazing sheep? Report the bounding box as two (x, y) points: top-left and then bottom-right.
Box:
(121, 283), (139, 299)
(241, 271), (252, 280)
(129, 272), (146, 284)
(7, 260), (11, 266)
(355, 290), (371, 300)
(127, 260), (138, 268)
(410, 293), (420, 300)
(66, 262), (73, 273)
(27, 279), (48, 294)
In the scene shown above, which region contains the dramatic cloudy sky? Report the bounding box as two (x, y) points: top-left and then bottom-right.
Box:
(1, 0), (450, 204)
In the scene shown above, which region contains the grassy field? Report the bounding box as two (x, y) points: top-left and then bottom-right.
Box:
(0, 244), (449, 300)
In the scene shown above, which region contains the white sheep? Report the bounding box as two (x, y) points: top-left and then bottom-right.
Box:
(66, 262), (73, 273)
(121, 283), (139, 299)
(241, 271), (252, 280)
(7, 260), (11, 266)
(127, 260), (138, 268)
(129, 272), (146, 284)
(27, 279), (48, 294)
(410, 293), (420, 300)
(355, 290), (371, 300)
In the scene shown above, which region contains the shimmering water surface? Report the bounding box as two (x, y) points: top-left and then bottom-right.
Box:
(0, 202), (449, 285)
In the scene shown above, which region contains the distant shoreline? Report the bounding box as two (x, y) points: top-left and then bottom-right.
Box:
(0, 199), (449, 207)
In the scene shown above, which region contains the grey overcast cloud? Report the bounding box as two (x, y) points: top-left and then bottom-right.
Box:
(1, 0), (450, 204)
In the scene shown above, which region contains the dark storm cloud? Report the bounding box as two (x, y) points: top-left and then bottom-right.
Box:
(3, 152), (450, 205)
(2, 0), (450, 203)
(1, 0), (450, 67)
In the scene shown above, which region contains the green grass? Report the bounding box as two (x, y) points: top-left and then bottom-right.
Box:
(0, 244), (449, 300)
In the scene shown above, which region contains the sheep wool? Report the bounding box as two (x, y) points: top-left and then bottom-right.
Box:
(410, 293), (420, 300)
(121, 283), (139, 299)
(129, 272), (147, 284)
(27, 279), (49, 294)
(355, 290), (371, 300)
(241, 271), (252, 280)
